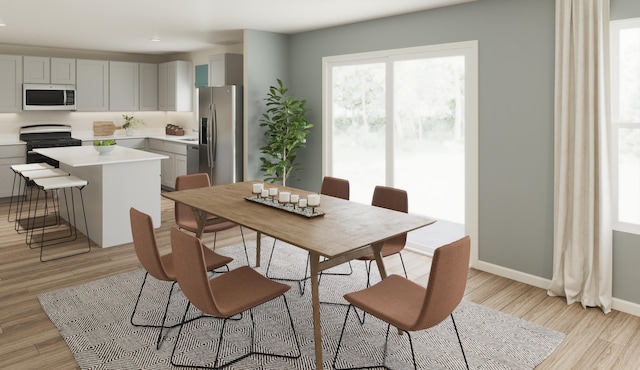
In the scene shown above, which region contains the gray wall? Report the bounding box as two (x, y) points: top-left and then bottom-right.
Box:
(288, 0), (557, 278)
(245, 0), (640, 305)
(244, 30), (290, 182)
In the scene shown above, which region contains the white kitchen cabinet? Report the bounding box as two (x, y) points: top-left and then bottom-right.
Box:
(158, 61), (192, 111)
(24, 57), (75, 84)
(139, 63), (158, 111)
(208, 53), (242, 86)
(23, 56), (50, 83)
(0, 144), (26, 198)
(0, 54), (22, 113)
(76, 59), (109, 112)
(109, 61), (139, 111)
(51, 58), (76, 84)
(147, 138), (188, 189)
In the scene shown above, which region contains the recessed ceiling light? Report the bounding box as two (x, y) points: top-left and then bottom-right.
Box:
(150, 36), (160, 42)
(0, 20), (6, 27)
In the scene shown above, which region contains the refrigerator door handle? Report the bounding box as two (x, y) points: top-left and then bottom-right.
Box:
(211, 103), (218, 166)
(207, 103), (215, 168)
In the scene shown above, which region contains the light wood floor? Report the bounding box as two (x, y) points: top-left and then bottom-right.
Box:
(1, 195), (639, 369)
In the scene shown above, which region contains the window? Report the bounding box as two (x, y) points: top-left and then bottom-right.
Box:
(611, 18), (640, 234)
(322, 42), (478, 252)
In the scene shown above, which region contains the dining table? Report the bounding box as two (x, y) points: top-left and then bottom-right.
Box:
(162, 180), (436, 369)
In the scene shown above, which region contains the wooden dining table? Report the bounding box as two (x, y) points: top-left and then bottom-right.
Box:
(162, 180), (435, 369)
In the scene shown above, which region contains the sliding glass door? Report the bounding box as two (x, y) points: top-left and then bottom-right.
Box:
(323, 42), (477, 251)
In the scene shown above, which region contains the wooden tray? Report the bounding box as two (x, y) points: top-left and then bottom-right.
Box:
(245, 196), (325, 218)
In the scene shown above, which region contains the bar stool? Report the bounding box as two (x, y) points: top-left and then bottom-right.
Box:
(16, 168), (69, 235)
(8, 163), (54, 222)
(29, 175), (91, 262)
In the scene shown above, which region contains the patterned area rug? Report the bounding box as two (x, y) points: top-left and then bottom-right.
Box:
(39, 238), (564, 369)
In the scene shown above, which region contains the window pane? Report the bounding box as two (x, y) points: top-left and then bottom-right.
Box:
(619, 28), (640, 122)
(393, 56), (465, 223)
(331, 63), (386, 204)
(619, 128), (640, 224)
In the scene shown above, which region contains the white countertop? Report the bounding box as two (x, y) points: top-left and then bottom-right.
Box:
(34, 145), (168, 167)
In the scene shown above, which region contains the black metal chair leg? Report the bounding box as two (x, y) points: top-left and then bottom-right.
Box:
(451, 313), (469, 369)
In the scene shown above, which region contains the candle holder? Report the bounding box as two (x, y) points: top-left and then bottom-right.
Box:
(252, 183), (263, 199)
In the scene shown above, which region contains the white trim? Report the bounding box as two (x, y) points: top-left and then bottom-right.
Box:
(473, 259), (640, 317)
(322, 40), (479, 263)
(610, 18), (640, 235)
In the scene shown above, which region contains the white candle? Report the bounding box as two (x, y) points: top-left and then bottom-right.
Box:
(279, 191), (290, 203)
(298, 199), (307, 208)
(261, 189), (269, 198)
(252, 183), (263, 194)
(269, 188), (278, 196)
(290, 194), (299, 203)
(307, 193), (320, 207)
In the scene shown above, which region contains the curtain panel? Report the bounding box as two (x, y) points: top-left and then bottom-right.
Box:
(548, 0), (612, 314)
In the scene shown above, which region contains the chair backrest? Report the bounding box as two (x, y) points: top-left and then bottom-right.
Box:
(372, 185), (408, 248)
(170, 227), (221, 316)
(174, 173), (211, 227)
(320, 176), (350, 200)
(413, 235), (471, 330)
(129, 207), (172, 281)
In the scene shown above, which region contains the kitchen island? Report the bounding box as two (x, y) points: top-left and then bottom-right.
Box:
(34, 145), (168, 248)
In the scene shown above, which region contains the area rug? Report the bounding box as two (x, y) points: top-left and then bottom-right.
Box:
(39, 238), (564, 369)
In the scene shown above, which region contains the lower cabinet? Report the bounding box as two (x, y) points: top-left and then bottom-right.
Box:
(147, 139), (187, 189)
(0, 144), (26, 198)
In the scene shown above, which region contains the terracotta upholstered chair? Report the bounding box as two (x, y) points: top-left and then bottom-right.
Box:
(169, 227), (301, 369)
(265, 176), (351, 294)
(358, 185), (409, 288)
(174, 173), (249, 264)
(333, 236), (471, 370)
(129, 207), (233, 349)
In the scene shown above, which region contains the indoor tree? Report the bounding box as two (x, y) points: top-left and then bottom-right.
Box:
(259, 79), (313, 186)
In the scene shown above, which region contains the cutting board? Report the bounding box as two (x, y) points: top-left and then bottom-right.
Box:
(93, 121), (121, 136)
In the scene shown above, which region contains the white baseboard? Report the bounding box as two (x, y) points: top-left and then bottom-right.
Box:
(471, 260), (640, 317)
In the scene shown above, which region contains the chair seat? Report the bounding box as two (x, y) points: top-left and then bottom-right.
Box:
(357, 243), (405, 260)
(160, 248), (233, 280)
(22, 168), (69, 181)
(33, 175), (87, 190)
(344, 274), (424, 331)
(207, 266), (290, 318)
(178, 217), (238, 234)
(11, 163), (53, 173)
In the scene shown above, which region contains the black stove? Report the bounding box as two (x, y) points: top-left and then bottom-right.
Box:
(20, 124), (82, 167)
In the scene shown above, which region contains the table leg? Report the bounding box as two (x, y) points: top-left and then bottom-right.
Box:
(371, 241), (387, 280)
(255, 231), (261, 267)
(191, 208), (208, 239)
(309, 252), (323, 369)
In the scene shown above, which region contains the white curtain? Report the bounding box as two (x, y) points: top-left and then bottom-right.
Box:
(548, 0), (612, 314)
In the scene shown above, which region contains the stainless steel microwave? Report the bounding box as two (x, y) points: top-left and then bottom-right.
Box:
(23, 84), (76, 111)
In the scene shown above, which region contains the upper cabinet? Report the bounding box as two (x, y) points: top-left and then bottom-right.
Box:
(24, 56), (76, 84)
(51, 58), (76, 84)
(208, 53), (242, 86)
(139, 63), (158, 111)
(76, 59), (109, 112)
(0, 54), (22, 113)
(158, 61), (192, 112)
(109, 61), (139, 111)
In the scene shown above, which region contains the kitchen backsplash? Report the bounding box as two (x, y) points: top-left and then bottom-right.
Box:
(0, 111), (196, 139)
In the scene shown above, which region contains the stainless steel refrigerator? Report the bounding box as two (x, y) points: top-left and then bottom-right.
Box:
(197, 85), (243, 185)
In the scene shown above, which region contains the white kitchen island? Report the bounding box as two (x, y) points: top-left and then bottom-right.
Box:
(34, 145), (168, 248)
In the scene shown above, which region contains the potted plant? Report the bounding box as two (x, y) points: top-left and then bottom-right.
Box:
(259, 79), (313, 186)
(122, 114), (145, 136)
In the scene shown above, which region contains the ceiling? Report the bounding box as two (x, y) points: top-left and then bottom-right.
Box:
(0, 0), (473, 56)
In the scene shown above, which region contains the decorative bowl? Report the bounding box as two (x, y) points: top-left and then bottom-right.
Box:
(94, 144), (115, 155)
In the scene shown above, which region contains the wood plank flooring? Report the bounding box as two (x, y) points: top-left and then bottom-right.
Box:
(1, 195), (639, 369)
